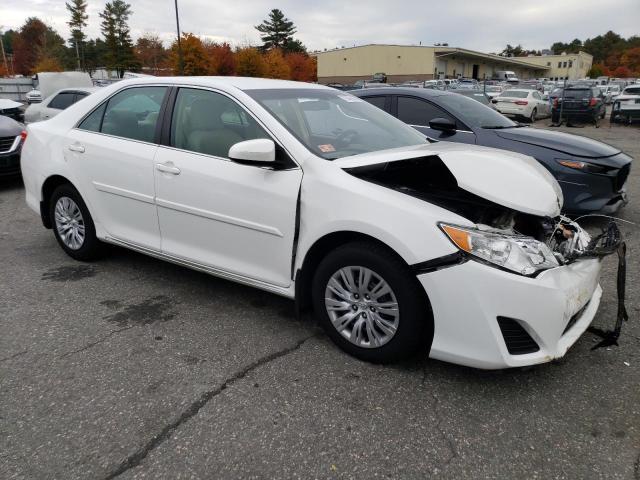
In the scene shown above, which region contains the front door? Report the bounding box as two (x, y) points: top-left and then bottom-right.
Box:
(154, 87), (302, 288)
(394, 95), (476, 144)
(66, 85), (168, 250)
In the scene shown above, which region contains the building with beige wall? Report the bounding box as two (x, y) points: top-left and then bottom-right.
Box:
(314, 44), (550, 84)
(516, 51), (593, 81)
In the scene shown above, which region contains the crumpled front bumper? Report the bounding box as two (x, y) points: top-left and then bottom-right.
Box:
(418, 257), (602, 369)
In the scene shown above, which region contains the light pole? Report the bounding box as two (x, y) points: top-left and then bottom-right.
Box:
(174, 0), (184, 75)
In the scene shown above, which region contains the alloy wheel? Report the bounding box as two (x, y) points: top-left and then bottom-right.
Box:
(54, 196), (86, 250)
(324, 266), (400, 348)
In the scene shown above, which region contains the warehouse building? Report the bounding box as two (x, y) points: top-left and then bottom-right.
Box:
(315, 44), (591, 84)
(516, 51), (593, 81)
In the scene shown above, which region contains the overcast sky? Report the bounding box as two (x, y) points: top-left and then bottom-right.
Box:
(3, 0), (639, 53)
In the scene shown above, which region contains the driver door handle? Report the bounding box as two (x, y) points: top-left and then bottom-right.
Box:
(156, 163), (181, 175)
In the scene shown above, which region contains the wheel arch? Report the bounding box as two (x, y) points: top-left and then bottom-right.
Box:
(40, 175), (81, 229)
(294, 230), (432, 321)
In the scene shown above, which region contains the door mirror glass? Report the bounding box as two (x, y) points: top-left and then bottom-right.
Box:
(429, 117), (456, 132)
(228, 139), (276, 165)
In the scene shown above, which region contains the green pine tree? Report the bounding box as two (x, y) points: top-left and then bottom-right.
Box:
(99, 0), (138, 77)
(255, 9), (304, 53)
(66, 0), (88, 70)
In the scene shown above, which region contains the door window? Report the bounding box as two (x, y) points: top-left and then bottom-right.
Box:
(97, 87), (167, 142)
(171, 88), (269, 158)
(362, 96), (387, 111)
(48, 92), (77, 110)
(397, 96), (454, 126)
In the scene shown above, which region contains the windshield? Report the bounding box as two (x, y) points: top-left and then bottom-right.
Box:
(498, 90), (529, 98)
(624, 87), (640, 95)
(246, 88), (427, 160)
(436, 93), (516, 128)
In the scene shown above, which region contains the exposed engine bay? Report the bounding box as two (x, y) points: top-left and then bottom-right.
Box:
(346, 155), (629, 348)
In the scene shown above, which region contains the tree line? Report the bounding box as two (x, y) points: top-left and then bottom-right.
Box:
(499, 31), (640, 78)
(0, 6), (316, 82)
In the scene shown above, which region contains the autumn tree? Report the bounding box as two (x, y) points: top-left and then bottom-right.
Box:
(34, 56), (63, 73)
(13, 18), (70, 74)
(204, 41), (235, 75)
(136, 33), (167, 75)
(170, 33), (208, 75)
(263, 48), (290, 79)
(612, 65), (632, 78)
(100, 0), (138, 77)
(235, 47), (266, 77)
(620, 47), (640, 75)
(66, 0), (88, 70)
(285, 52), (316, 81)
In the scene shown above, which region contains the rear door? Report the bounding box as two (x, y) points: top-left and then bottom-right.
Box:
(392, 95), (476, 144)
(65, 85), (168, 250)
(153, 87), (302, 288)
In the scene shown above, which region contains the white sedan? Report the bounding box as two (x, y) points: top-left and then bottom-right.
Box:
(21, 77), (605, 369)
(493, 88), (550, 122)
(24, 87), (97, 123)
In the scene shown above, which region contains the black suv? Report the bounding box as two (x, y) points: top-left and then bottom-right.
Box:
(552, 86), (606, 125)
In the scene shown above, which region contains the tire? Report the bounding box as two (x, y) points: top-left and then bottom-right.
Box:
(49, 184), (104, 261)
(311, 241), (432, 363)
(529, 108), (537, 123)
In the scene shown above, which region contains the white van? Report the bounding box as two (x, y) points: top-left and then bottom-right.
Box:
(494, 70), (519, 83)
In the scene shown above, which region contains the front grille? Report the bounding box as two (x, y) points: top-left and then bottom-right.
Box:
(497, 317), (540, 355)
(614, 163), (631, 191)
(0, 136), (16, 153)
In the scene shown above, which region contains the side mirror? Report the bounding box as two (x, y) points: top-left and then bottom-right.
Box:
(228, 139), (276, 165)
(429, 117), (456, 132)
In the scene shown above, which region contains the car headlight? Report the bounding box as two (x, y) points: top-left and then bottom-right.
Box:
(555, 159), (609, 174)
(440, 223), (559, 276)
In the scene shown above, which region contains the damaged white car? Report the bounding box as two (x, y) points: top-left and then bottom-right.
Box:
(20, 77), (626, 369)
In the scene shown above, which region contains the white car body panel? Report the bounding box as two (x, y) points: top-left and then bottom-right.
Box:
(494, 89), (549, 119)
(20, 76), (605, 369)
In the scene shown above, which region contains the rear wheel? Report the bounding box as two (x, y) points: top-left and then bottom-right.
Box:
(49, 184), (104, 261)
(312, 242), (432, 363)
(529, 108), (537, 123)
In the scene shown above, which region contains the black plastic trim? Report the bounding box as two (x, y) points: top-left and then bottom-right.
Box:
(411, 251), (468, 274)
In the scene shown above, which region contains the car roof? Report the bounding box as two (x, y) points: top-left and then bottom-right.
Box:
(498, 89), (533, 94)
(107, 76), (328, 92)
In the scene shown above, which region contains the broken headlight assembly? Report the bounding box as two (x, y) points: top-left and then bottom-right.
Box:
(439, 223), (559, 276)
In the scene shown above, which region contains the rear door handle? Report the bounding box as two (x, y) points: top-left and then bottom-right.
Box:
(68, 144), (85, 153)
(156, 163), (181, 175)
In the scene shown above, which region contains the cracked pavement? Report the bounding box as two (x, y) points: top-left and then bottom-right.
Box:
(1, 121), (639, 479)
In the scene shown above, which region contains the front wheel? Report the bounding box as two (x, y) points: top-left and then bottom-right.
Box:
(50, 184), (105, 261)
(311, 242), (432, 363)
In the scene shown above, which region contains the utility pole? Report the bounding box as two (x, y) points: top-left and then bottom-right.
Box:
(174, 0), (184, 75)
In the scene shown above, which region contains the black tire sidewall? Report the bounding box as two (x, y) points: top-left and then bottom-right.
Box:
(311, 242), (432, 363)
(49, 184), (102, 261)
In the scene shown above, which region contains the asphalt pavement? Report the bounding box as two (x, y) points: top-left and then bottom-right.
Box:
(1, 120), (639, 479)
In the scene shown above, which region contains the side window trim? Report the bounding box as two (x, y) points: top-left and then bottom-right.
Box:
(159, 85), (299, 169)
(74, 85), (170, 145)
(392, 95), (470, 132)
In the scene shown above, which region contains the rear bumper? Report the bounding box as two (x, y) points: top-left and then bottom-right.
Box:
(419, 258), (602, 369)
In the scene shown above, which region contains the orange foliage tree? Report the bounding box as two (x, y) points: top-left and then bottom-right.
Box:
(170, 33), (209, 75)
(235, 47), (266, 77)
(620, 47), (640, 76)
(263, 48), (290, 79)
(205, 41), (236, 75)
(285, 52), (316, 82)
(34, 56), (63, 72)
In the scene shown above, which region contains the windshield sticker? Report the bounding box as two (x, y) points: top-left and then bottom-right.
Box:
(338, 94), (363, 103)
(318, 144), (336, 153)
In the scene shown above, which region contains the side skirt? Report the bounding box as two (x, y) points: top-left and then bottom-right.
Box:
(102, 236), (295, 299)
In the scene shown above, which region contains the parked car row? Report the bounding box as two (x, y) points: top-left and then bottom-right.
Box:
(19, 77), (628, 369)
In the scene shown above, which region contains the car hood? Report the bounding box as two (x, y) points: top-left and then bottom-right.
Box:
(495, 127), (620, 159)
(336, 142), (562, 217)
(0, 115), (23, 136)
